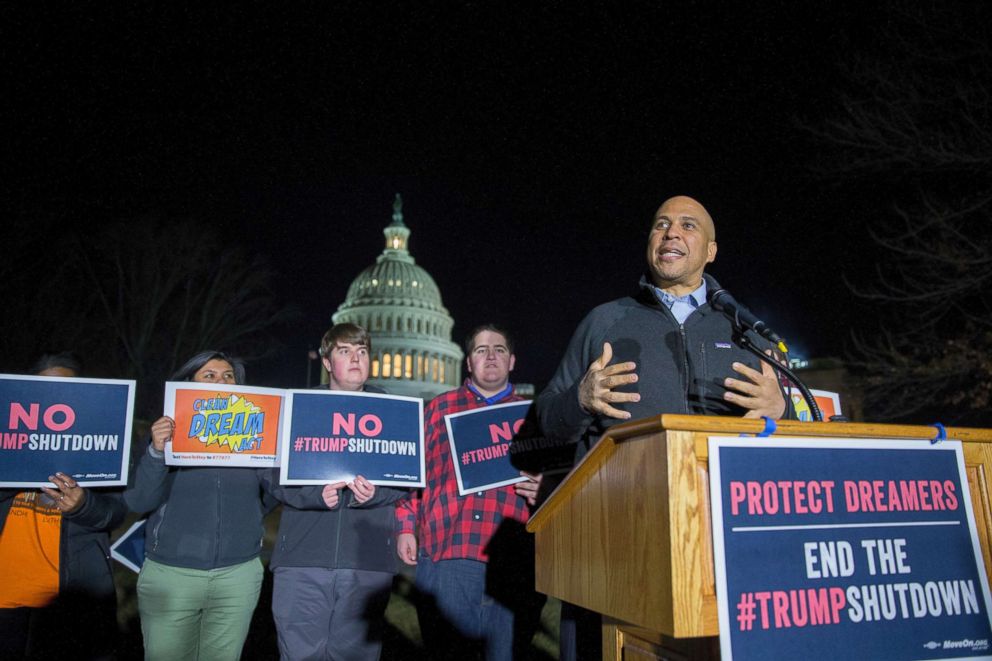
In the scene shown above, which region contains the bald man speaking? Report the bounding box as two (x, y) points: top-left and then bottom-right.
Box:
(537, 195), (789, 660)
(538, 195), (788, 462)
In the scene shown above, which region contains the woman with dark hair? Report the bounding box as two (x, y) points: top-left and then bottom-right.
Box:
(0, 352), (127, 661)
(125, 351), (273, 661)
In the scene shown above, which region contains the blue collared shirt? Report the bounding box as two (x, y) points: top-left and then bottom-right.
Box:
(466, 381), (514, 406)
(654, 280), (707, 325)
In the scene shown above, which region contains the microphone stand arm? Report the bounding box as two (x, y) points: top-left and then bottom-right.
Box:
(733, 328), (824, 423)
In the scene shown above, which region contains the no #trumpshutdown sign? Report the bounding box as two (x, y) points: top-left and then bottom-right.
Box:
(164, 383), (284, 467)
(0, 374), (135, 487)
(709, 437), (992, 661)
(280, 390), (424, 487)
(444, 401), (535, 495)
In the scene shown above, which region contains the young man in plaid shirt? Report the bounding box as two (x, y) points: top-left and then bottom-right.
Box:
(396, 324), (544, 660)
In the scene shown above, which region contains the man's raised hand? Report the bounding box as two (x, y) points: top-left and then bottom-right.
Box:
(578, 342), (640, 420)
(723, 353), (786, 420)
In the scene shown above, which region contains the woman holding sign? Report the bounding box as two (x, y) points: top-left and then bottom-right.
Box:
(0, 352), (128, 660)
(125, 351), (275, 661)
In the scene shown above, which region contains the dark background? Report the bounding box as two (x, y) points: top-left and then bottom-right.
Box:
(1, 2), (915, 390)
(3, 4), (989, 657)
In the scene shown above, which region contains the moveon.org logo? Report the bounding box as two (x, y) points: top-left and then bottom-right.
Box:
(923, 638), (990, 652)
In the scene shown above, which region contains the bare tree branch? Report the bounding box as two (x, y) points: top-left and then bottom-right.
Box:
(803, 3), (992, 422)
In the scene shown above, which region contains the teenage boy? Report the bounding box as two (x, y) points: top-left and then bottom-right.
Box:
(267, 323), (407, 661)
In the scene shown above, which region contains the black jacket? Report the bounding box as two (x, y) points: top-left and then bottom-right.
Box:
(537, 273), (790, 461)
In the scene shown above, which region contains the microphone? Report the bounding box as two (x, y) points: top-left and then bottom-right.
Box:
(708, 288), (789, 354)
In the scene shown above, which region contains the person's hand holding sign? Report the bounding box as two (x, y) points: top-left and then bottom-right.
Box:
(149, 416), (176, 452)
(514, 472), (542, 506)
(321, 482), (348, 509)
(578, 342), (640, 419)
(348, 475), (376, 504)
(42, 471), (86, 514)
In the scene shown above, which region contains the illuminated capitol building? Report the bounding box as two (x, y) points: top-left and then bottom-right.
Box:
(331, 195), (464, 399)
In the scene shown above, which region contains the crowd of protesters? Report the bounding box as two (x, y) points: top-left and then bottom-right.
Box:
(1, 195), (792, 661)
(0, 323), (544, 661)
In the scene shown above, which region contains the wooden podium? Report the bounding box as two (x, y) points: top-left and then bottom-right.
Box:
(525, 414), (992, 661)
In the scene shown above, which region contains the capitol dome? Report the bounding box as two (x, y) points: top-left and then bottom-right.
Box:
(332, 195), (463, 399)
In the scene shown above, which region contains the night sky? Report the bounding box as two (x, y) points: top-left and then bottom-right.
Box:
(6, 3), (893, 389)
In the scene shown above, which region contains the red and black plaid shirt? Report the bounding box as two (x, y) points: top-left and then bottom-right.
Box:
(395, 380), (530, 562)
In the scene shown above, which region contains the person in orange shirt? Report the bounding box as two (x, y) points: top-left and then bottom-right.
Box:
(0, 352), (128, 660)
